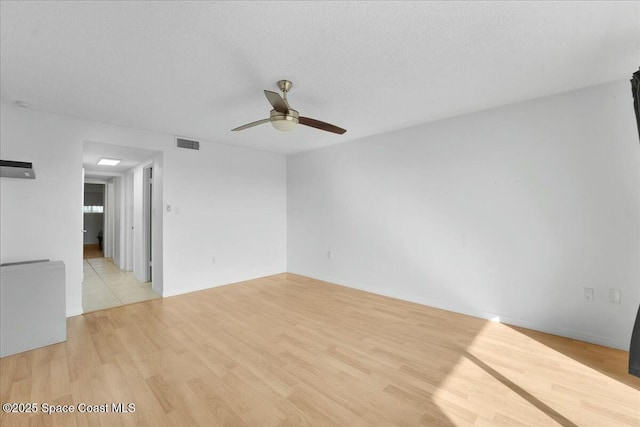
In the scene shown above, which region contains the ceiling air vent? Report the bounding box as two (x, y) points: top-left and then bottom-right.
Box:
(175, 137), (200, 151)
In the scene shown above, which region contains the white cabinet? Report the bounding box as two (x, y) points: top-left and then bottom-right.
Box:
(1, 260), (66, 357)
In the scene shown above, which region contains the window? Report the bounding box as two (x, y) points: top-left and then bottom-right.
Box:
(83, 206), (104, 213)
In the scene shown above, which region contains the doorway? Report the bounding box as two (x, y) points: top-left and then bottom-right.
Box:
(81, 171), (159, 313)
(81, 142), (163, 313)
(83, 183), (105, 259)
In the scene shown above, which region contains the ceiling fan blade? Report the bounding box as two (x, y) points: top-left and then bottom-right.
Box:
(264, 90), (289, 113)
(299, 116), (347, 135)
(231, 118), (270, 131)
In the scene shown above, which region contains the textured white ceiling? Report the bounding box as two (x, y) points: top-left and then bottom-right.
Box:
(1, 1), (639, 155)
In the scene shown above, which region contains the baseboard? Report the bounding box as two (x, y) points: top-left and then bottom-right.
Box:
(162, 271), (288, 298)
(289, 270), (630, 351)
(69, 266), (631, 351)
(67, 305), (83, 317)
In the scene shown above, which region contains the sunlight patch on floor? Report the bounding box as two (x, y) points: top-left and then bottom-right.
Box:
(433, 321), (640, 426)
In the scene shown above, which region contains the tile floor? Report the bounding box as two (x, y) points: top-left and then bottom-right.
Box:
(82, 258), (160, 313)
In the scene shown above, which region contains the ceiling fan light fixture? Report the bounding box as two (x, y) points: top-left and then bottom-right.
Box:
(270, 108), (299, 132)
(271, 116), (298, 132)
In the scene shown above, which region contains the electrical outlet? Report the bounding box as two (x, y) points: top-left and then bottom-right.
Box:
(327, 251), (332, 260)
(583, 287), (594, 301)
(212, 257), (216, 264)
(609, 289), (621, 304)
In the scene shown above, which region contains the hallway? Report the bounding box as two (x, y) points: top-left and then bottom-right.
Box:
(82, 257), (159, 313)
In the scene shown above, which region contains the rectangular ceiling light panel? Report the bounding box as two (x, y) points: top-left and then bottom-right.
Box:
(97, 158), (121, 166)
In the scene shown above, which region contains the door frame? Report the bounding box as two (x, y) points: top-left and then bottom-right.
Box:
(142, 164), (153, 282)
(83, 178), (109, 257)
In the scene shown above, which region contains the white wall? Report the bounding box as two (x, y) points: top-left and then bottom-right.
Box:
(105, 180), (114, 258)
(128, 159), (156, 284)
(0, 104), (84, 316)
(151, 153), (163, 296)
(112, 176), (123, 268)
(132, 162), (146, 282)
(124, 169), (134, 272)
(287, 80), (640, 350)
(0, 101), (287, 316)
(162, 139), (287, 296)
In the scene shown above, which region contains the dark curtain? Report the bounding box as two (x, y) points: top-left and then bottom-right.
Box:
(631, 308), (640, 377)
(633, 68), (640, 141)
(631, 69), (640, 377)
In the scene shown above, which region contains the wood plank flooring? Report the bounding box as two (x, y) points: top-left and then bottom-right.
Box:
(83, 244), (103, 259)
(1, 273), (638, 426)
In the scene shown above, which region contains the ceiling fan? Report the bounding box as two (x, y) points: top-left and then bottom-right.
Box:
(231, 80), (347, 134)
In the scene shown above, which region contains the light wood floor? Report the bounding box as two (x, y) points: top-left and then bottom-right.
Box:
(83, 243), (103, 259)
(1, 273), (638, 426)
